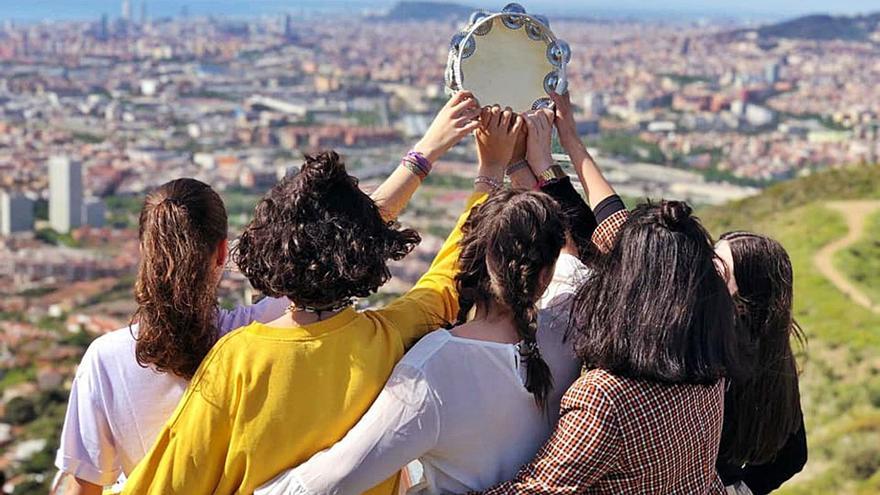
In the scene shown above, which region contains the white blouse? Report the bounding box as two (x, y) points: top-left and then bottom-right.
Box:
(256, 254), (588, 495)
(55, 297), (290, 485)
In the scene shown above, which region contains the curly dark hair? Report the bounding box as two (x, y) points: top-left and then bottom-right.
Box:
(718, 231), (805, 465)
(570, 200), (743, 385)
(451, 189), (565, 409)
(133, 178), (227, 380)
(234, 151), (420, 309)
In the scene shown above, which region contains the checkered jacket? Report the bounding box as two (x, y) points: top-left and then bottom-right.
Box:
(592, 208), (630, 254)
(481, 369), (727, 495)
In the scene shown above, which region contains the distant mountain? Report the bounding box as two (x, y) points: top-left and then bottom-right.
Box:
(755, 12), (880, 42)
(381, 1), (474, 21)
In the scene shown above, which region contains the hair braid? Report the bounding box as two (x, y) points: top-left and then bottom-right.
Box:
(452, 190), (564, 409)
(498, 256), (554, 408)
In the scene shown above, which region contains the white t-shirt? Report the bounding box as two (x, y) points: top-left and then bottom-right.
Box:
(257, 254), (588, 495)
(55, 297), (290, 485)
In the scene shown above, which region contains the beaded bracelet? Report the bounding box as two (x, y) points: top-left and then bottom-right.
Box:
(405, 151), (432, 176)
(505, 159), (529, 176)
(401, 160), (428, 180)
(474, 175), (503, 190)
(400, 150), (433, 180)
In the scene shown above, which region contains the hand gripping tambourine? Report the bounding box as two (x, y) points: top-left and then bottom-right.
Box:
(445, 3), (571, 113)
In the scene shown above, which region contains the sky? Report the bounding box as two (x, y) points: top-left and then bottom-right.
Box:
(0, 0), (877, 22)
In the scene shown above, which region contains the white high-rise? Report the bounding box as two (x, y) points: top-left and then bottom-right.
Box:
(122, 0), (132, 21)
(49, 156), (83, 233)
(0, 191), (34, 235)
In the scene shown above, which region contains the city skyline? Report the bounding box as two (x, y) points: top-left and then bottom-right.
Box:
(0, 0), (878, 22)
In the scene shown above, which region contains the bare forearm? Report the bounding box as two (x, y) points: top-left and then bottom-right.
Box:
(564, 139), (616, 210)
(371, 165), (422, 221)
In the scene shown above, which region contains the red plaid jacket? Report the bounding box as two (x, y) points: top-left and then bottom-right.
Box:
(482, 369), (727, 495)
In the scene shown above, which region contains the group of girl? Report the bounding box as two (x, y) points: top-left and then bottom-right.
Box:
(55, 89), (806, 495)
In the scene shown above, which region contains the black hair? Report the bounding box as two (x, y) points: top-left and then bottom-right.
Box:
(570, 200), (743, 385)
(234, 151), (420, 308)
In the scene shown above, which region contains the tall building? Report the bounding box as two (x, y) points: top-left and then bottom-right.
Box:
(0, 191), (34, 235)
(765, 62), (781, 84)
(122, 0), (131, 21)
(49, 156), (83, 233)
(83, 197), (106, 228)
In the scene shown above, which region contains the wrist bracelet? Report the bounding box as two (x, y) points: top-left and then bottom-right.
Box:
(474, 175), (503, 191)
(401, 160), (428, 180)
(505, 159), (529, 176)
(406, 151), (432, 175)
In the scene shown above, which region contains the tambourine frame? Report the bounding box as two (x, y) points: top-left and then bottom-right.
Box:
(449, 10), (568, 110)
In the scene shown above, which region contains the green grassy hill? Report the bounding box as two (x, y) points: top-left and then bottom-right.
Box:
(699, 164), (880, 494)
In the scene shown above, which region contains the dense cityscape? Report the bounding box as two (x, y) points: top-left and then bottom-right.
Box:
(0, 1), (879, 492)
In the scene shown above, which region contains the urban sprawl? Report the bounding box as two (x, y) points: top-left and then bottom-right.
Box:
(0, 3), (879, 490)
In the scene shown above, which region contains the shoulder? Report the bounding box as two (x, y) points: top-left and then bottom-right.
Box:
(76, 326), (138, 378)
(563, 369), (627, 407)
(397, 329), (452, 370)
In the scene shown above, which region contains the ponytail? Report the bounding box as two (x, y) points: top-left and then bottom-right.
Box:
(452, 190), (564, 409)
(132, 178), (228, 380)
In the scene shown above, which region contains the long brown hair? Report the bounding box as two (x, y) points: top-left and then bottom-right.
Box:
(570, 201), (742, 385)
(452, 190), (564, 409)
(718, 231), (804, 465)
(132, 178), (228, 380)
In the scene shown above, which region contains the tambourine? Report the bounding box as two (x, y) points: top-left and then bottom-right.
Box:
(445, 3), (571, 113)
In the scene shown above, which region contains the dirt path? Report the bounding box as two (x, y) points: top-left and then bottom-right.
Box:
(813, 200), (880, 314)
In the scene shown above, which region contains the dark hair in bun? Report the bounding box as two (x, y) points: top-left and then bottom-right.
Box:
(234, 151), (421, 308)
(659, 200), (692, 230)
(570, 200), (744, 385)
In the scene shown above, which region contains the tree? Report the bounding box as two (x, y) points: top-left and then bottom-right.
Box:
(4, 396), (37, 425)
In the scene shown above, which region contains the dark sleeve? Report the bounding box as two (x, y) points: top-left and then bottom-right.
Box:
(540, 177), (598, 259)
(593, 195), (627, 225)
(740, 419), (808, 495)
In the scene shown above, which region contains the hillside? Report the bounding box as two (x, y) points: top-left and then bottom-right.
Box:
(699, 164), (880, 494)
(757, 13), (880, 42)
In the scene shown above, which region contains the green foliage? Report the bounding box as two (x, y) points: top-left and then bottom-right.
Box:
(698, 163), (880, 494)
(11, 480), (48, 495)
(105, 194), (143, 229)
(0, 366), (36, 392)
(4, 396), (37, 425)
(590, 132), (666, 164)
(835, 211), (880, 305)
(35, 228), (79, 247)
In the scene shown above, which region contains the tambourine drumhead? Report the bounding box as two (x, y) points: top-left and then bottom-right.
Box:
(458, 16), (556, 113)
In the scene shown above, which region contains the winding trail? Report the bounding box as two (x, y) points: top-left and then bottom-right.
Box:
(813, 200), (880, 314)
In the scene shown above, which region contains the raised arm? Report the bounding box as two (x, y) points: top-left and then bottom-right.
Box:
(549, 92), (628, 253)
(254, 365), (439, 495)
(371, 91), (481, 221)
(522, 109), (598, 259)
(375, 105), (518, 347)
(549, 92), (616, 210)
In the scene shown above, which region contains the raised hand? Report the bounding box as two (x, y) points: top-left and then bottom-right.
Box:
(476, 105), (524, 170)
(413, 91), (482, 163)
(549, 91), (581, 152)
(522, 108), (556, 175)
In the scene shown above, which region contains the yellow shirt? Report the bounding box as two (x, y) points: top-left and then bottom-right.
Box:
(122, 192), (487, 495)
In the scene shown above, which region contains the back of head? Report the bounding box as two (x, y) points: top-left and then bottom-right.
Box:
(571, 200), (740, 385)
(718, 231), (803, 465)
(454, 190), (565, 408)
(234, 151), (420, 310)
(134, 178), (228, 380)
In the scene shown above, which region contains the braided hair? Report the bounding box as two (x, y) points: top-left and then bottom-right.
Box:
(452, 189), (565, 408)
